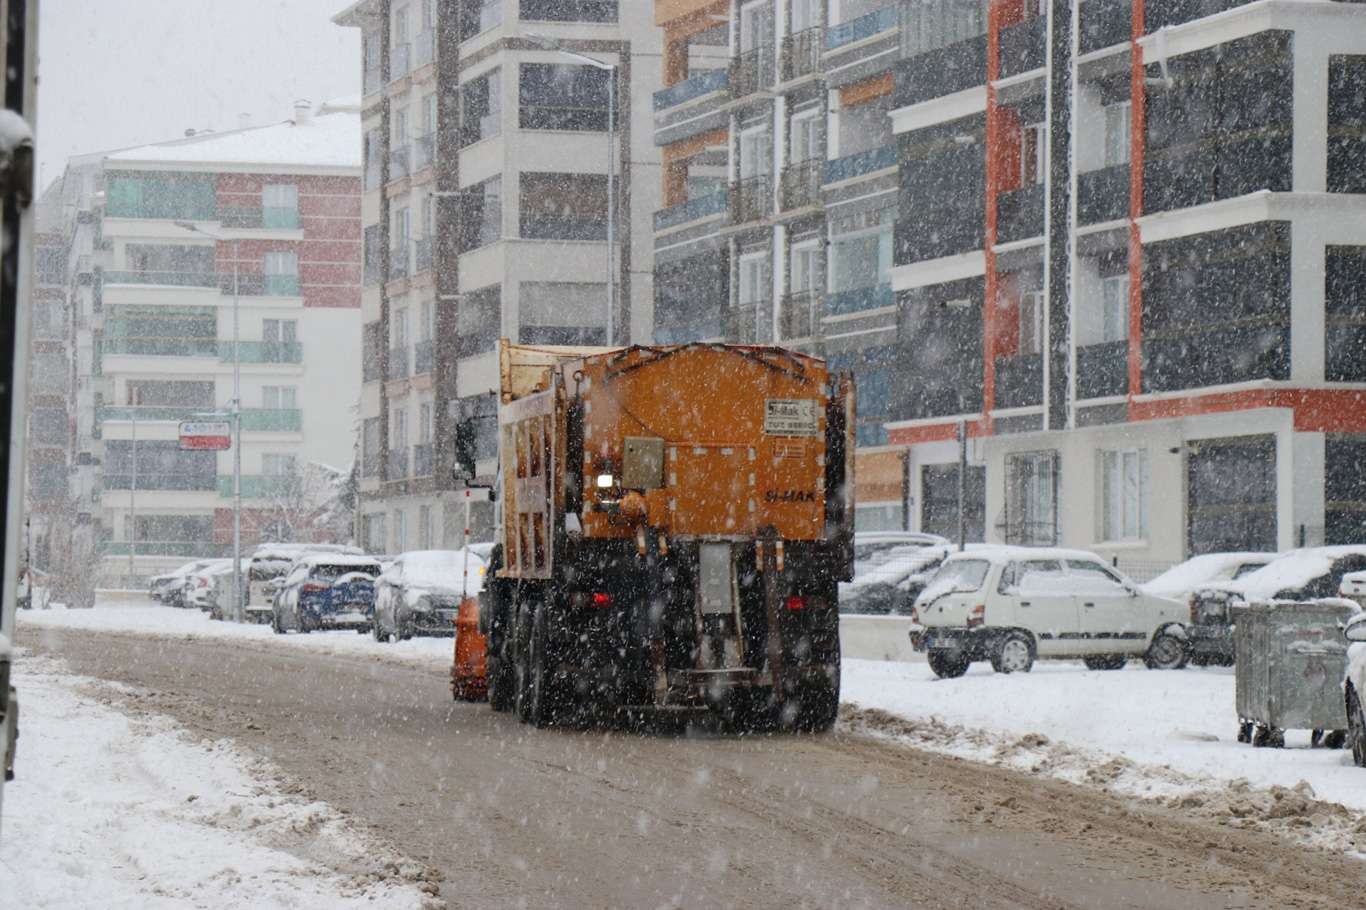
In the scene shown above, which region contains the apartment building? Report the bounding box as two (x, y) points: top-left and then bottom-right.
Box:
(651, 0), (913, 529)
(883, 0), (1366, 565)
(52, 101), (363, 585)
(333, 0), (662, 555)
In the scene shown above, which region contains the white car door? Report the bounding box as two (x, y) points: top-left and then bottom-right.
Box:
(1005, 559), (1077, 657)
(1065, 559), (1144, 654)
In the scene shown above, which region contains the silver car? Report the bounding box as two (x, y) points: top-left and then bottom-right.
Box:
(372, 549), (487, 641)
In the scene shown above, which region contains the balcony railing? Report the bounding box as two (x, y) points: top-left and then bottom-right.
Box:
(654, 191), (728, 232)
(362, 448), (380, 478)
(413, 134), (435, 171)
(261, 274), (301, 296)
(824, 144), (896, 184)
(364, 66), (382, 96)
(103, 270), (218, 289)
(895, 34), (987, 108)
(653, 68), (729, 111)
(388, 345), (411, 380)
(1080, 0), (1133, 53)
(825, 4), (899, 50)
(389, 145), (411, 181)
(217, 475), (293, 499)
(102, 338), (218, 358)
(387, 447), (410, 480)
(825, 283), (894, 317)
(414, 339), (434, 374)
(390, 43), (411, 81)
(783, 27), (823, 81)
(520, 215), (608, 241)
(219, 341), (303, 365)
(1077, 164), (1130, 224)
(239, 408), (303, 432)
(896, 377), (983, 421)
(413, 442), (434, 477)
(415, 237), (433, 273)
(730, 46), (775, 99)
(414, 30), (436, 69)
(218, 206), (301, 230)
(996, 183), (1045, 243)
(98, 405), (203, 423)
(1077, 340), (1129, 399)
(103, 473), (217, 492)
(730, 176), (772, 224)
(994, 353), (1043, 409)
(781, 159), (822, 211)
(390, 245), (410, 281)
(101, 540), (228, 558)
(999, 15), (1046, 79)
(780, 291), (821, 340)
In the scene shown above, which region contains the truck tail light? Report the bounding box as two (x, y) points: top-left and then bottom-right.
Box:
(590, 591), (613, 609)
(967, 604), (986, 627)
(785, 595), (807, 612)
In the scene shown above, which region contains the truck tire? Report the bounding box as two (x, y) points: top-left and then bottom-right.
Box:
(795, 670), (840, 733)
(928, 650), (970, 679)
(514, 600), (534, 724)
(526, 603), (553, 728)
(487, 604), (516, 713)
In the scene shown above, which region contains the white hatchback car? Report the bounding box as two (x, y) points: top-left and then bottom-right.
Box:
(910, 547), (1188, 678)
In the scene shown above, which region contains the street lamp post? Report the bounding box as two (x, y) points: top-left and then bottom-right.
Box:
(175, 221), (242, 620)
(525, 33), (617, 345)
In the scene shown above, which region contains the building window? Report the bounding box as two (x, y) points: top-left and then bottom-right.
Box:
(394, 508), (407, 554)
(519, 282), (607, 346)
(364, 224), (382, 285)
(458, 0), (502, 41)
(736, 251), (770, 342)
(458, 176), (502, 251)
(391, 407), (408, 448)
(1021, 123), (1045, 185)
(104, 304), (217, 357)
(104, 441), (217, 492)
(418, 505), (433, 550)
(460, 68), (501, 146)
(363, 513), (387, 553)
(1100, 448), (1148, 542)
(263, 251), (299, 296)
(921, 463), (986, 541)
(392, 307), (409, 350)
(262, 386), (298, 409)
(419, 402), (433, 444)
(1101, 275), (1128, 343)
(739, 125), (773, 181)
(740, 0), (776, 51)
(1005, 450), (1058, 545)
(456, 285), (501, 358)
(420, 300), (434, 342)
(362, 418), (381, 477)
(262, 184), (299, 228)
(263, 453), (297, 477)
(1103, 102), (1131, 167)
(790, 108), (821, 164)
(1186, 435), (1276, 555)
(829, 226), (892, 296)
(1019, 289), (1044, 356)
(520, 0), (617, 22)
(519, 63), (612, 132)
(519, 173), (606, 241)
(901, 0), (987, 57)
(791, 0), (821, 32)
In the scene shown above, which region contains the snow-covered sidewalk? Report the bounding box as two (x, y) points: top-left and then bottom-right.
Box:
(0, 653), (443, 909)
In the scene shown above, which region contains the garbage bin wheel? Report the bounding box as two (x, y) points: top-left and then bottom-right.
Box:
(1252, 724), (1284, 748)
(1322, 730), (1348, 750)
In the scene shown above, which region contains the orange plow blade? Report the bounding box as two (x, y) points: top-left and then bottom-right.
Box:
(451, 596), (488, 702)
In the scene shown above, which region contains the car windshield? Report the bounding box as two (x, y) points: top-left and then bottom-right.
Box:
(928, 558), (991, 593)
(311, 564), (377, 582)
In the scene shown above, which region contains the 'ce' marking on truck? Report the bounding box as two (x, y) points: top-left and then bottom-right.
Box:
(765, 490), (817, 503)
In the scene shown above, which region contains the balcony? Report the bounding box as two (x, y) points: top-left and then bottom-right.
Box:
(389, 146), (411, 182)
(101, 540), (228, 558)
(780, 291), (820, 340)
(219, 341), (303, 365)
(724, 304), (760, 344)
(994, 353), (1043, 409)
(824, 145), (896, 184)
(825, 4), (899, 50)
(1076, 340), (1128, 399)
(387, 447), (410, 480)
(996, 183), (1045, 244)
(414, 30), (436, 69)
(365, 161), (382, 191)
(999, 15), (1046, 79)
(413, 442), (434, 477)
(1080, 0), (1133, 54)
(390, 246), (410, 281)
(1077, 164), (1129, 224)
(782, 27), (822, 82)
(239, 408), (302, 432)
(364, 65), (382, 96)
(103, 473), (217, 492)
(390, 43), (411, 82)
(414, 339), (434, 374)
(103, 270), (218, 289)
(654, 191), (728, 232)
(412, 134), (435, 171)
(894, 35), (987, 109)
(362, 447), (380, 478)
(897, 378), (983, 421)
(217, 475), (292, 499)
(98, 405), (204, 423)
(261, 274), (301, 296)
(415, 237), (433, 274)
(730, 47), (775, 100)
(217, 206), (301, 230)
(826, 283), (894, 317)
(102, 338), (218, 358)
(730, 176), (772, 225)
(520, 215), (607, 242)
(653, 68), (729, 111)
(388, 345), (411, 380)
(780, 159), (822, 212)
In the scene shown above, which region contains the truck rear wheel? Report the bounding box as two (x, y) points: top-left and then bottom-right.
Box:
(487, 604), (515, 713)
(526, 602), (554, 728)
(795, 671), (840, 733)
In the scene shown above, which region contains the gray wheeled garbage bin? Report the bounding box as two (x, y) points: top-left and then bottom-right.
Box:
(1232, 601), (1356, 748)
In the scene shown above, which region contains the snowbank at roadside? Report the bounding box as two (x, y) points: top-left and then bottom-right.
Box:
(841, 658), (1366, 854)
(0, 654), (443, 909)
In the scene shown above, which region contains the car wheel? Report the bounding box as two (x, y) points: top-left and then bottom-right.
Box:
(1348, 687), (1366, 768)
(1083, 654), (1127, 671)
(1144, 630), (1187, 670)
(990, 632), (1034, 674)
(927, 650), (970, 679)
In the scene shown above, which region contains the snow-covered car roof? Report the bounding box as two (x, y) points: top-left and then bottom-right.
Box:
(1198, 546), (1366, 602)
(1142, 552), (1277, 599)
(387, 549), (489, 594)
(291, 552), (383, 570)
(164, 560), (215, 579)
(853, 531), (951, 548)
(937, 545), (1104, 566)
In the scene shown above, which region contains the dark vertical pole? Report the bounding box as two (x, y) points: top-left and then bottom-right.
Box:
(957, 420), (967, 552)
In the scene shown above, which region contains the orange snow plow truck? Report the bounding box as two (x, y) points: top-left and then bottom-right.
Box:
(466, 341), (855, 732)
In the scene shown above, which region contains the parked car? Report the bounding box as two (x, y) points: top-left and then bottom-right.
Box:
(910, 547), (1188, 678)
(852, 531), (950, 562)
(1189, 546), (1366, 665)
(840, 544), (960, 615)
(151, 560), (217, 607)
(1342, 612), (1366, 766)
(271, 553), (382, 634)
(1142, 552), (1276, 601)
(248, 543), (364, 624)
(373, 549), (489, 641)
(183, 559), (234, 611)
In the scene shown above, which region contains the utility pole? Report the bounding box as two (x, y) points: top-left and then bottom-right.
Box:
(128, 400), (137, 584)
(956, 420), (967, 553)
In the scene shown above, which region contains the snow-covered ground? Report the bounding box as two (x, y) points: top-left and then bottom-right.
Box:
(18, 600), (1366, 856)
(0, 652), (444, 909)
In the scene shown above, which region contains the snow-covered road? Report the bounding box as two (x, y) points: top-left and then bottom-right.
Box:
(0, 653), (442, 909)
